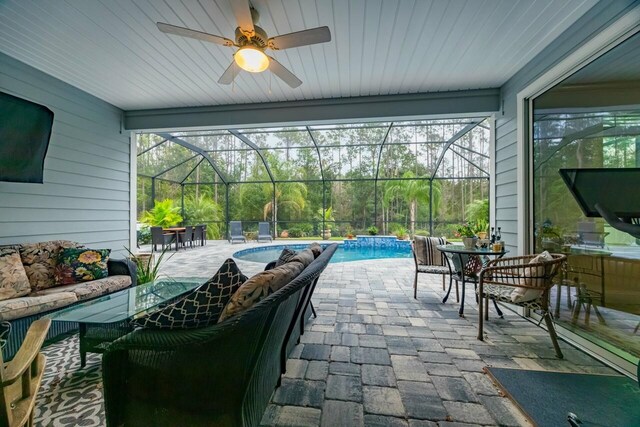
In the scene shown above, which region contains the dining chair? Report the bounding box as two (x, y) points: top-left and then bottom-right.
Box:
(477, 253), (567, 358)
(150, 226), (174, 252)
(178, 226), (194, 249)
(193, 225), (205, 247)
(0, 318), (51, 427)
(412, 236), (454, 300)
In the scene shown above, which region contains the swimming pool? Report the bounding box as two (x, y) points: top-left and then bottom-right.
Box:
(233, 243), (411, 263)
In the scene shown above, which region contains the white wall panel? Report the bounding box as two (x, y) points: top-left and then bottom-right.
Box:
(0, 53), (131, 254)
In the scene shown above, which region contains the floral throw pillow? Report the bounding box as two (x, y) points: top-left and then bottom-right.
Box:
(132, 259), (248, 330)
(54, 248), (111, 285)
(0, 248), (32, 301)
(19, 240), (81, 290)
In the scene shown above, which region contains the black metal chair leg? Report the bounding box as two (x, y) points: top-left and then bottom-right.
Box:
(492, 299), (503, 318)
(310, 301), (317, 318)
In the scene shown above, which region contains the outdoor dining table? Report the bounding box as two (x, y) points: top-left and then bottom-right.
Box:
(163, 227), (185, 251)
(437, 244), (508, 317)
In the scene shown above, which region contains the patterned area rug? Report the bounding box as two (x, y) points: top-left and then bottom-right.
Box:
(35, 335), (105, 427)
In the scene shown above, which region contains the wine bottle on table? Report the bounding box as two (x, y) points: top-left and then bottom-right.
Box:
(490, 227), (496, 244)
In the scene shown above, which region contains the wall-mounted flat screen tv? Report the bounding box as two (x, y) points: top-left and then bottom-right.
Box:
(559, 168), (640, 218)
(0, 91), (54, 183)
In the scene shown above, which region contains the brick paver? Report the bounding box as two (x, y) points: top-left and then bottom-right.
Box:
(149, 241), (617, 427)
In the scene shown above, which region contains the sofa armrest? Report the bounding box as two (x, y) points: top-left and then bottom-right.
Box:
(108, 259), (137, 287)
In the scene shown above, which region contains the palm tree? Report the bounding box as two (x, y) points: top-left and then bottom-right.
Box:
(263, 182), (307, 237)
(383, 172), (441, 237)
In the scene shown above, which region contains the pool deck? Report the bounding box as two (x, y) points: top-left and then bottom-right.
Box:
(36, 240), (618, 426)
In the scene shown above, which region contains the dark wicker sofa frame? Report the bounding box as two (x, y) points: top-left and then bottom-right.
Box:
(1, 259), (137, 361)
(102, 244), (337, 427)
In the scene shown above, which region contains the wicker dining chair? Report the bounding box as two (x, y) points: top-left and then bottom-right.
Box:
(477, 253), (566, 358)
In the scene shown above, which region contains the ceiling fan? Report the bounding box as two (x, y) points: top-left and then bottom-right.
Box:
(156, 0), (331, 88)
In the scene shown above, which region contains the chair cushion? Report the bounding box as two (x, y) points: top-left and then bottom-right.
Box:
(132, 259), (247, 330)
(511, 251), (554, 303)
(32, 275), (132, 301)
(0, 248), (32, 301)
(218, 260), (305, 322)
(54, 248), (111, 285)
(481, 284), (545, 311)
(417, 265), (449, 274)
(414, 236), (447, 266)
(0, 292), (78, 321)
(19, 240), (81, 291)
(275, 248), (297, 267)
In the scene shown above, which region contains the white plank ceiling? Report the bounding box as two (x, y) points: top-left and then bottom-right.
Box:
(0, 0), (597, 110)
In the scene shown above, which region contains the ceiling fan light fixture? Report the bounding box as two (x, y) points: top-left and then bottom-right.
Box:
(234, 47), (269, 73)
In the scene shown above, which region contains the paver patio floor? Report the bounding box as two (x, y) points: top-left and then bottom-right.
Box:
(35, 241), (616, 426)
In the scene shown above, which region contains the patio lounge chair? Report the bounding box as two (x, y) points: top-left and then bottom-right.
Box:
(229, 221), (246, 244)
(257, 222), (273, 243)
(477, 253), (566, 358)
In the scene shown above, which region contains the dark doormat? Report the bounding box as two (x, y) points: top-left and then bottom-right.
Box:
(484, 367), (639, 427)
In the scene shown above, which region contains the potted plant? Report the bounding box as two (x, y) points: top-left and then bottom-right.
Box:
(393, 225), (408, 240)
(317, 207), (335, 240)
(456, 223), (477, 249)
(367, 225), (379, 236)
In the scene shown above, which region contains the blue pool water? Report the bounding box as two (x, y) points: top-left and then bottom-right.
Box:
(233, 243), (411, 263)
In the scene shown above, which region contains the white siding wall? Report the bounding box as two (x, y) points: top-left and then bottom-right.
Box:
(0, 53), (130, 253)
(494, 0), (637, 253)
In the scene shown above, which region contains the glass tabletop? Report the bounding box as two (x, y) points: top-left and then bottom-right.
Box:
(48, 277), (207, 324)
(436, 244), (508, 256)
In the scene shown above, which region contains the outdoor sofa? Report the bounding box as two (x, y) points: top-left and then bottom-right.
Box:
(0, 240), (136, 359)
(102, 243), (337, 427)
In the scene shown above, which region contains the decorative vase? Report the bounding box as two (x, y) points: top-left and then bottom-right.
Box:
(322, 230), (331, 240)
(462, 237), (477, 249)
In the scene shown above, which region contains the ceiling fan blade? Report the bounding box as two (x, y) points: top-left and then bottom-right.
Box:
(218, 61), (241, 85)
(157, 22), (233, 46)
(268, 56), (302, 88)
(230, 0), (255, 35)
(268, 26), (331, 50)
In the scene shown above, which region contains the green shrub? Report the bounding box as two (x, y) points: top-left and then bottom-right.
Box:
(367, 225), (379, 235)
(288, 227), (306, 238)
(141, 199), (183, 228)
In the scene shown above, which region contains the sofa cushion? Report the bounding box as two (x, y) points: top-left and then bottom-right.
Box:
(275, 248), (297, 267)
(0, 248), (32, 301)
(288, 248), (315, 268)
(54, 248), (111, 285)
(32, 275), (132, 301)
(511, 251), (554, 303)
(133, 259), (247, 330)
(309, 242), (323, 258)
(0, 292), (78, 321)
(19, 240), (81, 291)
(218, 260), (305, 322)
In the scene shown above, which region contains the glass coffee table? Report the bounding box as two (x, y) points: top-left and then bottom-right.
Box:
(48, 277), (207, 367)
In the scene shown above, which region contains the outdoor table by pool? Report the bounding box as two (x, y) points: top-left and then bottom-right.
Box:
(437, 245), (508, 317)
(48, 277), (206, 367)
(163, 227), (186, 251)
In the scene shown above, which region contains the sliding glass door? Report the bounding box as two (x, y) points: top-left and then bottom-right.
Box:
(530, 31), (640, 365)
